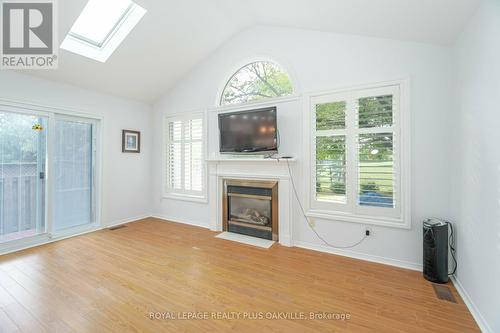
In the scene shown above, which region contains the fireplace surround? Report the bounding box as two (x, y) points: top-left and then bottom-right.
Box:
(223, 179), (278, 241)
(207, 157), (294, 247)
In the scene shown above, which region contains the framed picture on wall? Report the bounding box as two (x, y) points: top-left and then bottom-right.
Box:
(122, 130), (141, 153)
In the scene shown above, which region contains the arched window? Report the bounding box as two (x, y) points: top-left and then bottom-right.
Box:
(220, 61), (293, 106)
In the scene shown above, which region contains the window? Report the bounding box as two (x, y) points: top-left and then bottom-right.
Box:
(165, 113), (205, 200)
(220, 61), (293, 106)
(306, 82), (410, 228)
(60, 0), (146, 63)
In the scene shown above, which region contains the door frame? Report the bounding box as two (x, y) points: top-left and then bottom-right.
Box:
(0, 98), (104, 254)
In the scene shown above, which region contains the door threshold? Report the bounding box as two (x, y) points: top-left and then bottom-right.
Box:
(0, 224), (100, 256)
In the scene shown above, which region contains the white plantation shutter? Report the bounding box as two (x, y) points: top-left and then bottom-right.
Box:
(168, 120), (182, 190)
(165, 114), (205, 197)
(309, 84), (405, 225)
(313, 100), (348, 205)
(357, 133), (394, 208)
(183, 118), (203, 192)
(354, 89), (399, 217)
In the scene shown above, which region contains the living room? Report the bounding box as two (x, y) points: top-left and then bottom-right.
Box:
(0, 0), (498, 332)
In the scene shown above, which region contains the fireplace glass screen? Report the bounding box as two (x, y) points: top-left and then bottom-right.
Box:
(229, 197), (271, 226)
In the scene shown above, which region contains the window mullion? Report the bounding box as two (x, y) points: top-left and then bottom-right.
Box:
(316, 129), (347, 137)
(190, 121), (194, 191)
(357, 126), (395, 134)
(311, 101), (318, 208)
(187, 140), (193, 191)
(346, 95), (357, 213)
(180, 120), (186, 192)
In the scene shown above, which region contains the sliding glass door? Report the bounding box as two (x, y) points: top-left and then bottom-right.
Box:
(0, 112), (47, 243)
(0, 106), (100, 250)
(53, 117), (96, 231)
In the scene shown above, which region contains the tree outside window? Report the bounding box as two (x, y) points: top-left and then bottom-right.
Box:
(221, 61), (293, 106)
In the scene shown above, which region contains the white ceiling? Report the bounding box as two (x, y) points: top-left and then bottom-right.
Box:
(22, 0), (481, 103)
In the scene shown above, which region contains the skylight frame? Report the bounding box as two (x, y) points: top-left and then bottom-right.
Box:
(60, 0), (146, 63)
(68, 2), (135, 48)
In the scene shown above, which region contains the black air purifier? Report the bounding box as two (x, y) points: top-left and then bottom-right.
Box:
(423, 219), (449, 283)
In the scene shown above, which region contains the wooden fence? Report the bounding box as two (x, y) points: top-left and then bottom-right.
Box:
(0, 163), (43, 236)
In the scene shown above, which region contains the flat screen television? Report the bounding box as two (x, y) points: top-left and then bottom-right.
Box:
(219, 107), (277, 153)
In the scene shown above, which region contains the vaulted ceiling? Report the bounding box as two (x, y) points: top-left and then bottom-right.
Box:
(21, 0), (481, 103)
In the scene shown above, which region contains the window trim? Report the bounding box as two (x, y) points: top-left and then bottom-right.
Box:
(163, 111), (207, 203)
(302, 79), (411, 229)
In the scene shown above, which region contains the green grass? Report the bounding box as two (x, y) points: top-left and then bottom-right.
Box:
(316, 161), (394, 202)
(359, 161), (393, 196)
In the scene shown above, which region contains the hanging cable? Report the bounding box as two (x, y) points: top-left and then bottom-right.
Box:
(446, 221), (457, 276)
(281, 158), (368, 249)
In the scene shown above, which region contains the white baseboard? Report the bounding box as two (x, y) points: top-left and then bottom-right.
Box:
(151, 214), (210, 229)
(105, 214), (152, 228)
(294, 240), (422, 271)
(451, 276), (492, 333)
(150, 217), (422, 271)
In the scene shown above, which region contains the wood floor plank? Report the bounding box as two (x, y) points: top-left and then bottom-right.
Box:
(0, 285), (17, 309)
(0, 218), (480, 333)
(0, 307), (20, 333)
(2, 302), (48, 333)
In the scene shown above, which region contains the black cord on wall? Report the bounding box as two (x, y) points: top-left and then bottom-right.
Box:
(282, 158), (368, 249)
(446, 221), (458, 276)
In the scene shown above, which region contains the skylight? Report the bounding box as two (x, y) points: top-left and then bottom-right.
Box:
(69, 0), (134, 47)
(61, 0), (146, 63)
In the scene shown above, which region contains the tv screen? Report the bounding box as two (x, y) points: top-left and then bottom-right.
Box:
(219, 107), (277, 153)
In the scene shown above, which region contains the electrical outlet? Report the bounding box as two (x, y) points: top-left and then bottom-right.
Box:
(365, 226), (373, 236)
(308, 217), (316, 228)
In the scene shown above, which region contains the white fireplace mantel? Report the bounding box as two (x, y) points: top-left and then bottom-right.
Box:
(207, 157), (295, 247)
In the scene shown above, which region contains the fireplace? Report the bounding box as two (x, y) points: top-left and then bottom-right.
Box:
(223, 179), (278, 241)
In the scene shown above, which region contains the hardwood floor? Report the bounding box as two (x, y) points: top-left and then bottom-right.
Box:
(0, 218), (479, 332)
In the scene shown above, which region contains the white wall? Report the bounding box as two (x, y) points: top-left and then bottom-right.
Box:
(152, 26), (453, 269)
(0, 71), (153, 226)
(452, 1), (500, 332)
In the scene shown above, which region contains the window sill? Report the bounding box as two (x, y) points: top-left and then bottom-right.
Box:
(162, 193), (208, 204)
(306, 209), (410, 229)
(209, 95), (301, 113)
